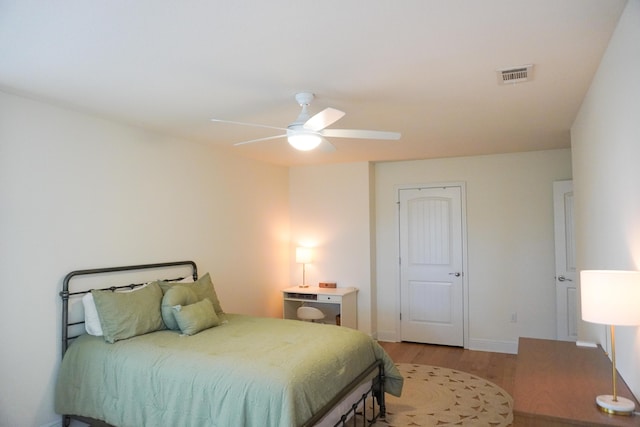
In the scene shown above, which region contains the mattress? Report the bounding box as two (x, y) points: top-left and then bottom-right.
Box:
(55, 314), (402, 427)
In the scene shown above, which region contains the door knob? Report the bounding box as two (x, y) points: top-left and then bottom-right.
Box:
(449, 272), (461, 277)
(557, 275), (572, 282)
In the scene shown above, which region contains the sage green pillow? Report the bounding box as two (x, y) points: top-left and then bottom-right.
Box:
(161, 285), (199, 330)
(92, 282), (164, 344)
(173, 298), (220, 336)
(160, 272), (224, 316)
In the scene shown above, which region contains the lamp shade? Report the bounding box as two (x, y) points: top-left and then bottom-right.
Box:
(581, 270), (640, 326)
(295, 247), (313, 264)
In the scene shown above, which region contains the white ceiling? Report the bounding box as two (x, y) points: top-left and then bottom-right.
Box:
(0, 1), (628, 166)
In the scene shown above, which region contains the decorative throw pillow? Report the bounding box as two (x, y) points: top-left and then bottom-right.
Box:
(92, 281), (164, 343)
(173, 298), (220, 336)
(161, 285), (199, 330)
(159, 272), (224, 316)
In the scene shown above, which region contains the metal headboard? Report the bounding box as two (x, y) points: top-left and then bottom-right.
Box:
(59, 260), (198, 358)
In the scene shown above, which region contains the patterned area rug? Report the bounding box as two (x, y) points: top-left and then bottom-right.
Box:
(368, 363), (513, 426)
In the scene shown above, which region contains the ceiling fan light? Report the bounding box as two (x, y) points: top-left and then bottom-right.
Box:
(288, 133), (322, 151)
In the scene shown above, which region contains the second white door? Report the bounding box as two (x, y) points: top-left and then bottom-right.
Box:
(554, 180), (577, 342)
(399, 186), (464, 346)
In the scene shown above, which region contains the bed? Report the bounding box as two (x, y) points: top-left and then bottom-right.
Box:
(55, 261), (403, 427)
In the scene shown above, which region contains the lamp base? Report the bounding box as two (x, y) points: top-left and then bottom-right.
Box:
(596, 395), (635, 416)
(298, 284), (309, 288)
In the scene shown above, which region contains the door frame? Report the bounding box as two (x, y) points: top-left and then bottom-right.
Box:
(395, 182), (469, 348)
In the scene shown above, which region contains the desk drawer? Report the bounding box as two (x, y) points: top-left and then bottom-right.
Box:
(318, 294), (342, 303)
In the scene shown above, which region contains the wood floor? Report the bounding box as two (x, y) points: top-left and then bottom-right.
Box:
(378, 341), (517, 396)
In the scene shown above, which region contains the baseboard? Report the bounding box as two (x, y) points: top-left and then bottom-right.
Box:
(42, 418), (90, 427)
(468, 338), (518, 354)
(375, 330), (399, 342)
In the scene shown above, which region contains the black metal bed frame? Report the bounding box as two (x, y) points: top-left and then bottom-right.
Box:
(306, 359), (386, 427)
(60, 260), (198, 358)
(58, 260), (385, 427)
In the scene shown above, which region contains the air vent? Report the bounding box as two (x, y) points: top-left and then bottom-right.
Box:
(497, 64), (533, 85)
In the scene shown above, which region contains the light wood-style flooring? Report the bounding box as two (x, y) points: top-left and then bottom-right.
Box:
(378, 341), (517, 396)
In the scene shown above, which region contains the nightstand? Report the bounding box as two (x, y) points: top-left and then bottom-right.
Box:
(282, 286), (358, 329)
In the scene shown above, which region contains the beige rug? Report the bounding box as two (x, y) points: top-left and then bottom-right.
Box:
(366, 363), (513, 426)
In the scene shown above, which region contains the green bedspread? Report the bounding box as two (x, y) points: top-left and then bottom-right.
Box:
(55, 314), (403, 427)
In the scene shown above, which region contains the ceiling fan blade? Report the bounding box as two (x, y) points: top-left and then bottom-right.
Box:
(321, 129), (401, 140)
(211, 118), (288, 132)
(303, 108), (345, 131)
(233, 134), (287, 146)
(318, 138), (336, 152)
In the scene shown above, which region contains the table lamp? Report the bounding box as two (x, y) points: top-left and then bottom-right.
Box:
(296, 247), (312, 288)
(580, 270), (640, 415)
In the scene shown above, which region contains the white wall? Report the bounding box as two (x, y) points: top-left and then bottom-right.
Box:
(289, 162), (375, 334)
(375, 149), (572, 352)
(571, 0), (640, 400)
(0, 91), (290, 427)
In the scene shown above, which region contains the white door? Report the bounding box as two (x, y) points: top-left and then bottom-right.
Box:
(399, 186), (464, 346)
(553, 180), (577, 342)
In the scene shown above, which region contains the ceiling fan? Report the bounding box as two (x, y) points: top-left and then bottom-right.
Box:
(211, 92), (401, 152)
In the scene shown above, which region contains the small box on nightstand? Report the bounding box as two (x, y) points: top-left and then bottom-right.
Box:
(319, 282), (336, 288)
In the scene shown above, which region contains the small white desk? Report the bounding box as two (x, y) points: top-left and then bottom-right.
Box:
(282, 286), (358, 329)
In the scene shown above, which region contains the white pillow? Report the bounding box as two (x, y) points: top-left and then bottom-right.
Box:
(82, 293), (103, 336)
(81, 282), (151, 336)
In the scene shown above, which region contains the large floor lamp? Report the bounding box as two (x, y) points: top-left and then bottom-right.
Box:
(580, 270), (640, 415)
